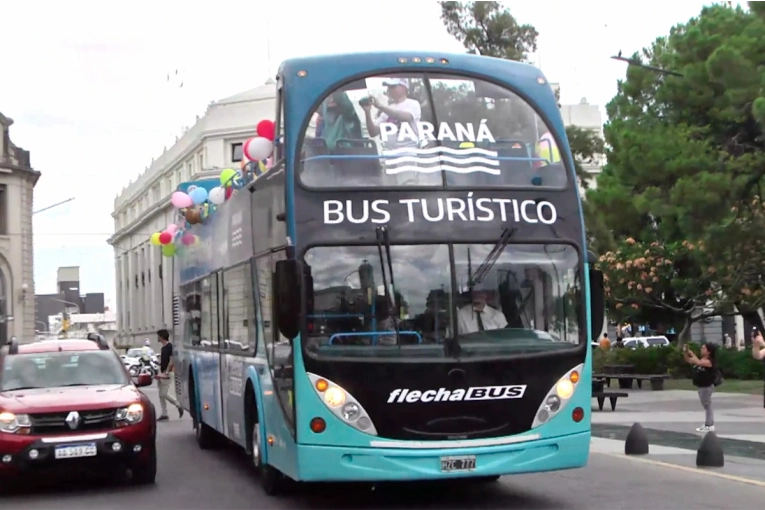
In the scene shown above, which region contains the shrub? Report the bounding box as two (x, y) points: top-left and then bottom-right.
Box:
(594, 343), (764, 380)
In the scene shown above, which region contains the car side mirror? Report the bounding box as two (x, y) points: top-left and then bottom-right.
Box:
(274, 259), (300, 340)
(589, 269), (605, 342)
(133, 373), (153, 387)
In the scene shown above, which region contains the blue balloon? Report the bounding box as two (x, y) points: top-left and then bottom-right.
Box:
(189, 187), (208, 205)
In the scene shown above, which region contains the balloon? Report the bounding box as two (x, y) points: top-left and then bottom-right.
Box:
(181, 233), (195, 246)
(185, 209), (202, 225)
(187, 185), (198, 193)
(159, 231), (172, 245)
(171, 191), (193, 208)
(265, 157), (273, 169)
(166, 224), (179, 235)
(244, 137), (273, 161)
(225, 187), (234, 200)
(220, 168), (237, 187)
(161, 243), (177, 257)
(256, 119), (276, 141)
(209, 186), (226, 205)
(189, 187), (208, 206)
(150, 232), (162, 246)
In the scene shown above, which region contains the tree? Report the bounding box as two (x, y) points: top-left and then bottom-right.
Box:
(439, 1), (538, 61)
(589, 4), (765, 341)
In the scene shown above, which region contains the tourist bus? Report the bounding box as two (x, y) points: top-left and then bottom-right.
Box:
(173, 51), (604, 495)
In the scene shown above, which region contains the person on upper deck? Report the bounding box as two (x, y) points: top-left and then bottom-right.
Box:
(362, 78), (421, 151)
(315, 91), (362, 150)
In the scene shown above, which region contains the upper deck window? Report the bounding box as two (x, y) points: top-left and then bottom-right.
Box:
(299, 73), (566, 189)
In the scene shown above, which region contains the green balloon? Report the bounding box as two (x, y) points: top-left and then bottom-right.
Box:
(161, 243), (177, 257)
(220, 168), (236, 187)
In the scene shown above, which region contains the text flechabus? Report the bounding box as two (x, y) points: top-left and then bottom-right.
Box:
(322, 193), (558, 225)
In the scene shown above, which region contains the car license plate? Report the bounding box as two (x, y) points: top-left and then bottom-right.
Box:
(54, 443), (97, 459)
(440, 455), (476, 472)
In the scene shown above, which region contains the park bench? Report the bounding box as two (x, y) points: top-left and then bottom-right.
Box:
(591, 378), (628, 411)
(594, 373), (671, 391)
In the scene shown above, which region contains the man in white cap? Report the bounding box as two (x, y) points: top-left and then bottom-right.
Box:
(362, 77), (439, 185)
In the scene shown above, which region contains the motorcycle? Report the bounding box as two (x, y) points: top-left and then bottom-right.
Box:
(126, 357), (158, 378)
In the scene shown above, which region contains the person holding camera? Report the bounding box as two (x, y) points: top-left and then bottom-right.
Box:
(683, 342), (718, 432)
(362, 78), (420, 151)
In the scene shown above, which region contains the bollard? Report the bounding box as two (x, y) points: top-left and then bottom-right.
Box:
(624, 422), (649, 455)
(696, 431), (724, 468)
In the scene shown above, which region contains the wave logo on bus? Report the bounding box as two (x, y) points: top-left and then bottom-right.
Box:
(379, 120), (500, 176)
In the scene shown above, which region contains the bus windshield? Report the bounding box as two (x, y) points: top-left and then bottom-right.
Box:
(302, 243), (581, 361)
(299, 73), (566, 190)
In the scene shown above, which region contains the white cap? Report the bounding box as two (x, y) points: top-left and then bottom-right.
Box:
(382, 78), (409, 89)
(144, 339), (151, 346)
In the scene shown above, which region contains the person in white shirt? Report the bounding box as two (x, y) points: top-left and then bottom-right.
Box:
(362, 78), (437, 186)
(457, 290), (508, 335)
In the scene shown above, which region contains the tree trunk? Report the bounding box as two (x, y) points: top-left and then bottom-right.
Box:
(676, 318), (692, 347)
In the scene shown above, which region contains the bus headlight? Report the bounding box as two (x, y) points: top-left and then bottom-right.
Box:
(307, 373), (378, 436)
(531, 363), (584, 429)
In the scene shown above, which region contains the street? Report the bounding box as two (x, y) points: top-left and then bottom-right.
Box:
(3, 387), (765, 509)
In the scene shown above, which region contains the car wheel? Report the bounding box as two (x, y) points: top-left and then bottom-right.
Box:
(131, 440), (157, 485)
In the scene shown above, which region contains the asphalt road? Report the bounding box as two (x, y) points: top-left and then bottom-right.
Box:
(4, 388), (764, 509)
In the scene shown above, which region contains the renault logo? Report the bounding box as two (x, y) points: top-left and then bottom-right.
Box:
(65, 411), (81, 430)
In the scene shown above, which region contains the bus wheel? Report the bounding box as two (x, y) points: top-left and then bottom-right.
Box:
(194, 418), (216, 450)
(250, 420), (262, 469)
(260, 463), (287, 496)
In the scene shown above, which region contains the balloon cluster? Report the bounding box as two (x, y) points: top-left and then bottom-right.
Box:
(146, 119), (276, 257)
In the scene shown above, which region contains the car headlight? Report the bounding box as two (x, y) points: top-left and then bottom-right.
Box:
(115, 403), (144, 425)
(0, 411), (31, 434)
(531, 363), (584, 429)
(307, 373), (378, 436)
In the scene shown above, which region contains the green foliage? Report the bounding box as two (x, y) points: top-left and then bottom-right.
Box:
(438, 1), (538, 61)
(588, 4), (765, 331)
(598, 344), (764, 380)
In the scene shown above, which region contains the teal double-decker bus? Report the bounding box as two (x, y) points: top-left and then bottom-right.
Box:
(174, 51), (604, 495)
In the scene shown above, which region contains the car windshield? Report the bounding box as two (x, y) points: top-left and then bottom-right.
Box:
(0, 351), (129, 391)
(299, 73), (566, 190)
(303, 243), (581, 361)
(646, 337), (667, 346)
(126, 349), (144, 357)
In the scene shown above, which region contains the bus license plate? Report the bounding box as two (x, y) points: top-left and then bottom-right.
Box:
(55, 444), (97, 459)
(440, 455), (476, 472)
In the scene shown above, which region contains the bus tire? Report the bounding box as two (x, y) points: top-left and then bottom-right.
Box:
(189, 372), (215, 450)
(261, 464), (287, 496)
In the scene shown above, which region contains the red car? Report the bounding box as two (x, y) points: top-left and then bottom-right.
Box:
(0, 334), (156, 484)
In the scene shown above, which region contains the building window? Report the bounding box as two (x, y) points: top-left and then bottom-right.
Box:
(231, 143), (243, 163)
(198, 152), (204, 172)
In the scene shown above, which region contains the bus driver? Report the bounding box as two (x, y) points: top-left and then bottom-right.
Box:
(457, 288), (508, 335)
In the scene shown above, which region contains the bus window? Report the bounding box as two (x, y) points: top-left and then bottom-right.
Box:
(299, 73), (566, 189)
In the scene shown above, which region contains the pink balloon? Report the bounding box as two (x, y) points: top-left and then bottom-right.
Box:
(181, 233), (195, 246)
(166, 224), (179, 235)
(171, 191), (193, 209)
(265, 157), (273, 170)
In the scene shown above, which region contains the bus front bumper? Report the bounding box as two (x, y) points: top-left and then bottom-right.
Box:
(296, 431), (590, 482)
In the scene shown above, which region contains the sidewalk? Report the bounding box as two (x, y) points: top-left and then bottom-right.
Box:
(590, 387), (765, 482)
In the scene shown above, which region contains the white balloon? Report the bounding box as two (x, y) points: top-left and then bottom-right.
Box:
(208, 186), (226, 205)
(244, 137), (274, 161)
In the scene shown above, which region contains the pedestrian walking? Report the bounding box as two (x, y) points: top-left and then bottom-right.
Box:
(749, 330), (765, 409)
(156, 328), (184, 421)
(683, 342), (718, 432)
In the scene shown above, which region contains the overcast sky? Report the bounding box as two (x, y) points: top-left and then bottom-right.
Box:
(0, 0), (720, 306)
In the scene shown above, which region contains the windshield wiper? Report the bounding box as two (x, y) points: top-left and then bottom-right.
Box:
(471, 227), (517, 286)
(375, 226), (401, 346)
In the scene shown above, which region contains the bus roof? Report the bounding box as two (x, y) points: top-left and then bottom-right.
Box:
(280, 51), (541, 82)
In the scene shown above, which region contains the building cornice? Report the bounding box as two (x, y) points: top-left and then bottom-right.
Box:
(0, 162), (41, 185)
(113, 125), (259, 215)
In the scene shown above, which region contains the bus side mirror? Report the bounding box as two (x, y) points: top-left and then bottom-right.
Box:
(589, 269), (605, 342)
(274, 260), (300, 340)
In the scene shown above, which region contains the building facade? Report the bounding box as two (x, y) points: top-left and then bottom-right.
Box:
(0, 112), (39, 344)
(108, 81), (277, 347)
(35, 265), (106, 332)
